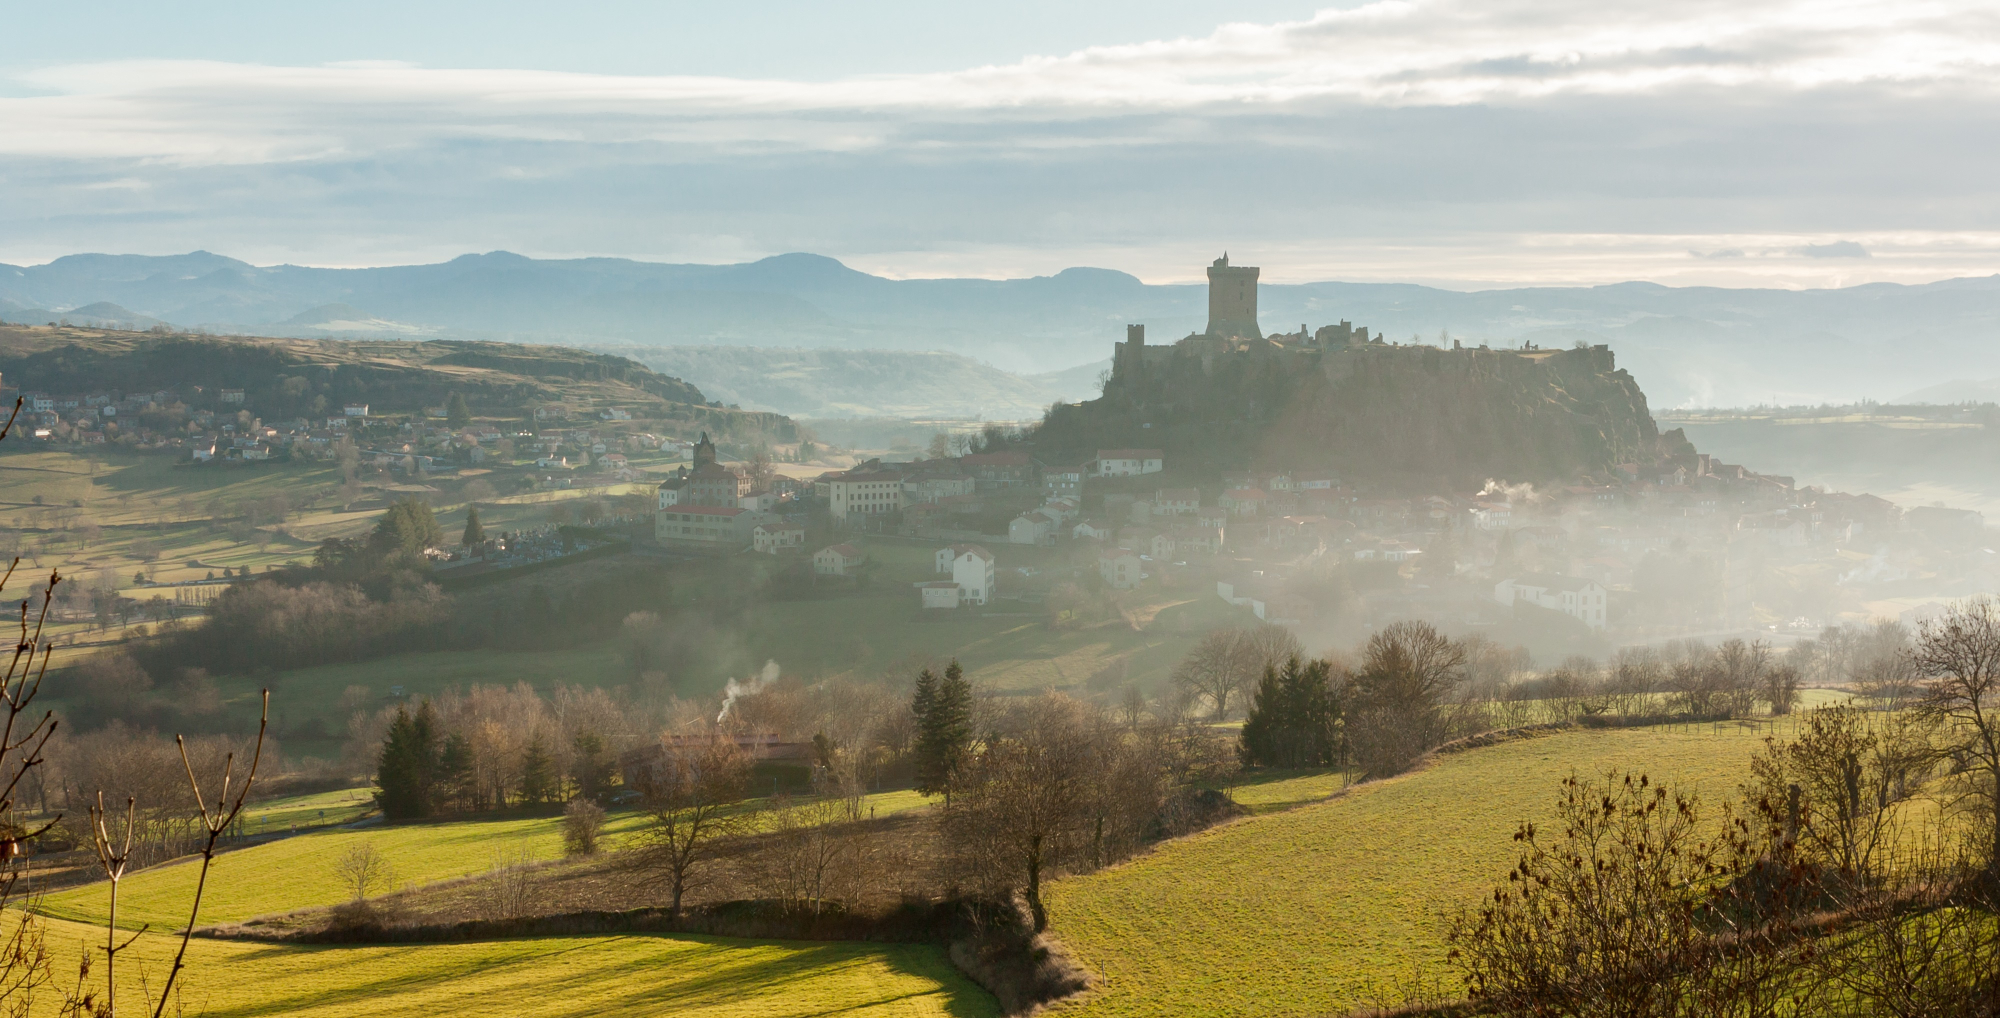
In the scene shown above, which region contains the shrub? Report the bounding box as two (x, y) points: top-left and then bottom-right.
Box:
(563, 798), (605, 856)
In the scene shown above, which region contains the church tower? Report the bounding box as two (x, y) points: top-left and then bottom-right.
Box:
(692, 431), (716, 469)
(1204, 254), (1261, 340)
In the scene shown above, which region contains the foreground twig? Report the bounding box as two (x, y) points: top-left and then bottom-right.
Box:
(152, 690), (267, 1017)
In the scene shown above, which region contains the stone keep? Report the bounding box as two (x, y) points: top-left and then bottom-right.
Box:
(1205, 254), (1261, 340)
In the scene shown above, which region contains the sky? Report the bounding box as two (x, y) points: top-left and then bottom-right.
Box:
(3, 0), (1999, 287)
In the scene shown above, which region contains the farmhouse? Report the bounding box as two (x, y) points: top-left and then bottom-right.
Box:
(1043, 462), (1087, 500)
(1094, 449), (1163, 477)
(1493, 573), (1608, 629)
(948, 545), (995, 604)
(752, 523), (806, 555)
(814, 543), (867, 576)
(1098, 549), (1143, 589)
(1009, 510), (1058, 546)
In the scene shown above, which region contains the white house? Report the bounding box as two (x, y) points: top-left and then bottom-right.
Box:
(1094, 449), (1164, 477)
(934, 543), (981, 573)
(752, 523), (806, 555)
(1354, 539), (1423, 563)
(1493, 574), (1609, 629)
(1009, 510), (1057, 546)
(814, 543), (867, 576)
(952, 545), (996, 604)
(343, 404), (369, 417)
(1471, 501), (1513, 531)
(1073, 519), (1114, 542)
(918, 581), (962, 610)
(1098, 549), (1143, 589)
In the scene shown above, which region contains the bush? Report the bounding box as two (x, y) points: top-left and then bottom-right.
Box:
(562, 798), (605, 856)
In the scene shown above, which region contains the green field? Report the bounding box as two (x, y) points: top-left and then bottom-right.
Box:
(41, 811), (650, 929)
(30, 916), (995, 1018)
(1045, 722), (1781, 1017)
(240, 788), (378, 833)
(45, 787), (941, 931)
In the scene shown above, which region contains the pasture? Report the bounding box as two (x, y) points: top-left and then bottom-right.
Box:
(28, 916), (995, 1018)
(43, 788), (940, 930)
(1046, 722), (1784, 1017)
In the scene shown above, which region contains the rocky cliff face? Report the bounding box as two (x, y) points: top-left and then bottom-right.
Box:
(1034, 341), (1675, 488)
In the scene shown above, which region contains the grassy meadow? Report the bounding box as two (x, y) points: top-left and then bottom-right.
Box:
(28, 916), (995, 1018)
(1045, 721), (1785, 1017)
(44, 787), (941, 930)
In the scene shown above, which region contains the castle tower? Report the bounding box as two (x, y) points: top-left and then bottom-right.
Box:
(1204, 254), (1261, 340)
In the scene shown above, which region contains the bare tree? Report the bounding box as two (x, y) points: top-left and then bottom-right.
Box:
(1171, 628), (1260, 720)
(1346, 621), (1466, 776)
(335, 841), (394, 901)
(1911, 597), (2000, 878)
(632, 733), (751, 917)
(940, 694), (1106, 931)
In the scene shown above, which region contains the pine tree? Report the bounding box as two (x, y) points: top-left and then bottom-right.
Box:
(437, 731), (475, 811)
(914, 660), (974, 798)
(1239, 657), (1342, 769)
(520, 737), (558, 804)
(376, 701), (441, 819)
(461, 505), (485, 549)
(571, 732), (615, 803)
(446, 392), (471, 428)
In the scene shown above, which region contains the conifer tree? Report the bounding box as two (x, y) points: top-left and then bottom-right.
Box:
(376, 701), (441, 819)
(520, 737), (558, 804)
(571, 732), (616, 803)
(446, 392), (472, 428)
(461, 505), (485, 549)
(1239, 657), (1343, 769)
(437, 731), (475, 811)
(914, 660), (974, 797)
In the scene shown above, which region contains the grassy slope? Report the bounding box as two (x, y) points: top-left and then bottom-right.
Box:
(31, 917), (995, 1018)
(1046, 722), (1780, 1017)
(44, 789), (940, 930)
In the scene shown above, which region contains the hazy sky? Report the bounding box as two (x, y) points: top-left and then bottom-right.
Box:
(4, 0), (1998, 287)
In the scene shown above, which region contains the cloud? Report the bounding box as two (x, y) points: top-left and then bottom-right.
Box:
(0, 0), (1998, 286)
(2, 0), (1997, 166)
(1796, 240), (1872, 258)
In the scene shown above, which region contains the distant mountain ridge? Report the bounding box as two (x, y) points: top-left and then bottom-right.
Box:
(7, 250), (2000, 407)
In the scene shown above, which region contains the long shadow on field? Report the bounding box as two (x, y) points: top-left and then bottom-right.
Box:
(191, 933), (998, 1018)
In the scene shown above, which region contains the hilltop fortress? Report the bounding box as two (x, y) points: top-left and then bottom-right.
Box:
(1040, 255), (1685, 488)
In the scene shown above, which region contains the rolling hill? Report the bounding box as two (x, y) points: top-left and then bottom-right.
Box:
(8, 251), (2000, 406)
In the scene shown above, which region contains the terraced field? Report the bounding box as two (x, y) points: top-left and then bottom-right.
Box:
(1046, 722), (1783, 1017)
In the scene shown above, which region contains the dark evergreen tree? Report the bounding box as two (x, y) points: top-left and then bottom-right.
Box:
(571, 732), (616, 803)
(375, 700), (441, 819)
(1239, 656), (1343, 769)
(913, 660), (974, 798)
(369, 497), (445, 563)
(446, 392), (472, 428)
(520, 737), (558, 804)
(437, 731), (476, 811)
(461, 505), (485, 549)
